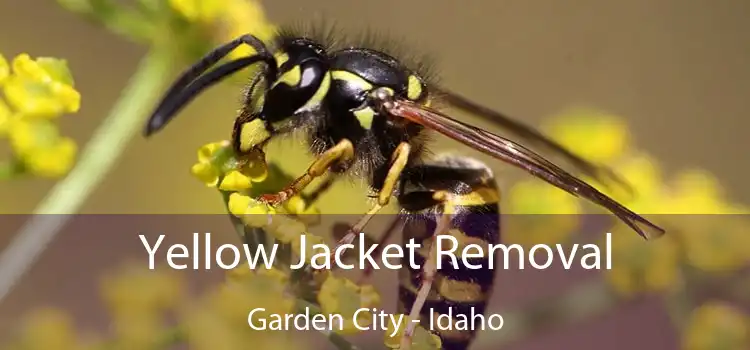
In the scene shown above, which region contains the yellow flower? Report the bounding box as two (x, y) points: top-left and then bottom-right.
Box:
(218, 170), (253, 191)
(216, 0), (277, 60)
(11, 308), (98, 350)
(0, 53), (8, 84)
(0, 98), (11, 135)
(665, 170), (728, 214)
(99, 265), (186, 348)
(266, 214), (308, 244)
(676, 214), (749, 273)
(191, 161), (220, 186)
(101, 264), (185, 317)
(169, 0), (225, 23)
(197, 269), (294, 338)
(596, 153), (666, 208)
(508, 179), (582, 215)
(656, 169), (750, 271)
(190, 140), (268, 190)
(504, 179), (581, 247)
(318, 275), (381, 334)
(604, 227), (681, 297)
(283, 195), (322, 226)
(23, 137), (77, 178)
(7, 118), (78, 177)
(3, 54), (80, 118)
(227, 192), (276, 227)
(683, 301), (748, 350)
(543, 107), (630, 164)
(182, 267), (298, 350)
(384, 314), (442, 350)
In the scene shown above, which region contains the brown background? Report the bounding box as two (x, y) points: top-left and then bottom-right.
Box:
(0, 0), (748, 349)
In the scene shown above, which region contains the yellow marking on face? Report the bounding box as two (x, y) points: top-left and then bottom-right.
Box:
(273, 65), (301, 88)
(354, 107), (376, 129)
(274, 52), (289, 67)
(331, 70), (373, 90)
(407, 75), (423, 100)
(300, 72), (331, 110)
(239, 119), (270, 152)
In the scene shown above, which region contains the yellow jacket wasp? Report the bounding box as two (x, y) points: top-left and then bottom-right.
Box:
(144, 24), (665, 350)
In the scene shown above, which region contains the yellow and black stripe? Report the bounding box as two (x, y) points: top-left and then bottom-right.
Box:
(397, 155), (500, 350)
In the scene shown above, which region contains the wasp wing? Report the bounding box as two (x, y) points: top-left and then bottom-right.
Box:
(434, 88), (633, 195)
(384, 98), (665, 239)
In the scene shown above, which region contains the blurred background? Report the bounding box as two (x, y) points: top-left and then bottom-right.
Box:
(0, 0), (748, 349)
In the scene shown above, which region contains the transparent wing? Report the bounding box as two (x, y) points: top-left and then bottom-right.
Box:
(384, 98), (665, 239)
(435, 87), (633, 195)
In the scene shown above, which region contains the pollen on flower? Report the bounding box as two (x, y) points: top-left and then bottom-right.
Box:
(383, 314), (442, 350)
(317, 275), (381, 334)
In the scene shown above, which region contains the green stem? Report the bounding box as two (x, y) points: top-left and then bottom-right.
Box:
(0, 49), (174, 303)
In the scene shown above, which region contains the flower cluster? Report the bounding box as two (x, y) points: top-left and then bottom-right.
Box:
(0, 53), (80, 179)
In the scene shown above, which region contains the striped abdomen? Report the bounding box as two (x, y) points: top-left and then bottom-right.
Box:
(397, 156), (501, 350)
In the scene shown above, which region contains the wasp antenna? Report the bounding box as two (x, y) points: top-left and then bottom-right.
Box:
(144, 56), (271, 136)
(144, 34), (277, 137)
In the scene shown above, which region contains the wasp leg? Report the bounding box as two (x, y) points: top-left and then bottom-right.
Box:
(400, 195), (455, 350)
(397, 156), (501, 350)
(259, 139), (355, 205)
(328, 142), (412, 256)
